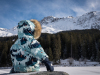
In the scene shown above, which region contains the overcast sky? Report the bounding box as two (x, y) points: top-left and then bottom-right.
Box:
(0, 0), (100, 29)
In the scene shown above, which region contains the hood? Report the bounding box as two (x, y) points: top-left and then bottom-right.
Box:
(17, 20), (35, 39)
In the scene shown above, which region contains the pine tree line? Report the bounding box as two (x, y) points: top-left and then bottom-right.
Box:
(39, 29), (100, 63)
(0, 36), (17, 67)
(0, 29), (100, 66)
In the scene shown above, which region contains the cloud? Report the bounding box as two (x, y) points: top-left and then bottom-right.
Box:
(86, 0), (99, 8)
(0, 0), (100, 29)
(70, 0), (100, 16)
(71, 7), (86, 16)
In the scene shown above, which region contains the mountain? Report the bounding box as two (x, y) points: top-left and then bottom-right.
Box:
(0, 26), (17, 37)
(0, 11), (100, 37)
(40, 11), (100, 33)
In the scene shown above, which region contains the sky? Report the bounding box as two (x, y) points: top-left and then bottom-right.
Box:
(0, 0), (100, 29)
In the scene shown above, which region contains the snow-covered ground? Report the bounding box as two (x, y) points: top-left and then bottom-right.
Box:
(0, 67), (100, 75)
(0, 59), (100, 75)
(59, 59), (100, 66)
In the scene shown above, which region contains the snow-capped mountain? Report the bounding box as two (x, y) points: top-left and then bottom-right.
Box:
(0, 11), (100, 37)
(41, 11), (100, 33)
(0, 26), (17, 37)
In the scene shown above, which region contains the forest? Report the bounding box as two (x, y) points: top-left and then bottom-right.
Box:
(0, 29), (100, 67)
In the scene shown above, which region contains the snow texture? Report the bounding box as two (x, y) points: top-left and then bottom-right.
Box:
(0, 67), (100, 75)
(30, 71), (69, 75)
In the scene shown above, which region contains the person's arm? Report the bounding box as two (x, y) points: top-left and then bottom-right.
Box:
(41, 57), (54, 72)
(30, 40), (54, 72)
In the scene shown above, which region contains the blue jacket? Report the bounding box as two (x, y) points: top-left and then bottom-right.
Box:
(10, 20), (49, 72)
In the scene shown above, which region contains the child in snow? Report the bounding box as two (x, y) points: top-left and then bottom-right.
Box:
(10, 19), (54, 73)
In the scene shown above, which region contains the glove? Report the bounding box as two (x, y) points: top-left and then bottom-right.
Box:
(42, 57), (54, 72)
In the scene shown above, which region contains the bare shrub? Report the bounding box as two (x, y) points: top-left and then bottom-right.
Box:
(84, 58), (87, 64)
(67, 57), (74, 66)
(79, 58), (82, 65)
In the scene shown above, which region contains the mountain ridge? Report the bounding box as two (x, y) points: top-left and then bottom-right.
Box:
(0, 11), (100, 37)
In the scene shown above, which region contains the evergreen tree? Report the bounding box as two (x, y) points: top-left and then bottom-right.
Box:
(46, 35), (51, 48)
(57, 34), (61, 63)
(59, 33), (65, 59)
(96, 50), (100, 64)
(0, 49), (7, 66)
(48, 47), (53, 61)
(51, 35), (60, 63)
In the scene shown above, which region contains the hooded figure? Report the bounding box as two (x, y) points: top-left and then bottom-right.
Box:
(10, 19), (54, 73)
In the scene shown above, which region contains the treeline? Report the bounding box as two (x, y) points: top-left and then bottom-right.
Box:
(40, 29), (100, 62)
(0, 29), (100, 66)
(0, 36), (17, 67)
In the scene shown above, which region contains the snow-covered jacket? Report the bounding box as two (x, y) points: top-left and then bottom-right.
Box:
(10, 20), (48, 72)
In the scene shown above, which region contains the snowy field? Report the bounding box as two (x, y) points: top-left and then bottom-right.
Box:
(0, 59), (100, 75)
(0, 66), (100, 75)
